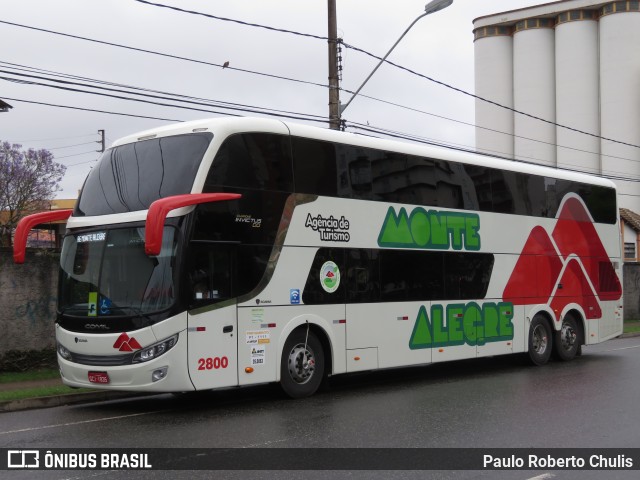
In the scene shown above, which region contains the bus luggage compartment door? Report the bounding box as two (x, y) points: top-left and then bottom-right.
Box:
(187, 305), (238, 390)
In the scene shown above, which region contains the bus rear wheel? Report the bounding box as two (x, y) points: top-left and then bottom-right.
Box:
(527, 315), (552, 366)
(280, 328), (324, 399)
(554, 313), (581, 361)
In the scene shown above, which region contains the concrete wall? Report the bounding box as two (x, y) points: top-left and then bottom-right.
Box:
(624, 263), (640, 321)
(0, 249), (58, 355)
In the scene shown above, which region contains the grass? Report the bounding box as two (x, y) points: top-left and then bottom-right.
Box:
(624, 321), (640, 334)
(0, 369), (59, 384)
(0, 368), (93, 403)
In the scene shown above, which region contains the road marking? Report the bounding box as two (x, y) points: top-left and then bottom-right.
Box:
(603, 344), (640, 352)
(0, 410), (168, 436)
(526, 474), (555, 480)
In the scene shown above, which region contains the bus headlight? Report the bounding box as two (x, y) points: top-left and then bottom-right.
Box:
(57, 343), (72, 361)
(132, 334), (178, 363)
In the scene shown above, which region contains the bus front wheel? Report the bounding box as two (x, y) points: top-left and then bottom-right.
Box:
(527, 315), (552, 366)
(280, 328), (324, 399)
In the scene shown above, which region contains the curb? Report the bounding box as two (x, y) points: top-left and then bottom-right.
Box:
(0, 390), (149, 413)
(619, 331), (640, 338)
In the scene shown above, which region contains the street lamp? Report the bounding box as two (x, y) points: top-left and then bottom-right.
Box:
(339, 0), (453, 116)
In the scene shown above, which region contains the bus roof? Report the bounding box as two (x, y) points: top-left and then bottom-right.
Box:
(112, 116), (616, 190)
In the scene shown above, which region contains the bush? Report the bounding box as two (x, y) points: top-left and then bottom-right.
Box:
(0, 348), (57, 373)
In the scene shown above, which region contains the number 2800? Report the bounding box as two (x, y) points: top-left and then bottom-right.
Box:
(198, 356), (229, 370)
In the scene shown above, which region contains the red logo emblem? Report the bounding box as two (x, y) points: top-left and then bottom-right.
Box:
(113, 333), (142, 352)
(503, 196), (622, 321)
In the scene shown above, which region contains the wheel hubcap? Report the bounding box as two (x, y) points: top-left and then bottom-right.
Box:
(287, 344), (316, 385)
(561, 323), (577, 351)
(532, 324), (548, 354)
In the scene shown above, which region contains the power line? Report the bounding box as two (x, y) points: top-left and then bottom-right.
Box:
(133, 0), (328, 41)
(0, 20), (327, 90)
(47, 141), (97, 151)
(6, 61), (639, 169)
(344, 89), (640, 166)
(0, 67), (329, 124)
(0, 62), (328, 122)
(341, 42), (640, 151)
(6, 133), (95, 143)
(1, 96), (184, 122)
(55, 150), (98, 160)
(3, 15), (638, 153)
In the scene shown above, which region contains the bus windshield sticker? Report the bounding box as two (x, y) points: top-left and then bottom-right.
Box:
(320, 261), (341, 293)
(99, 296), (112, 315)
(88, 292), (98, 317)
(378, 207), (480, 251)
(76, 232), (106, 243)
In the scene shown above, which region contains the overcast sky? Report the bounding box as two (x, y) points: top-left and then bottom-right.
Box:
(0, 0), (539, 198)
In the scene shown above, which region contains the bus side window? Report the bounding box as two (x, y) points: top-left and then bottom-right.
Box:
(188, 245), (234, 305)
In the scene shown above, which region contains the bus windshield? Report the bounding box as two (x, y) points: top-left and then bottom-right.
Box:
(59, 227), (178, 317)
(75, 132), (213, 216)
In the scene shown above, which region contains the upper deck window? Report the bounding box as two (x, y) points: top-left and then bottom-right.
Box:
(75, 132), (213, 216)
(206, 133), (294, 192)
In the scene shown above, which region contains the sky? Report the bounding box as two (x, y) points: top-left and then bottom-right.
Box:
(0, 0), (540, 198)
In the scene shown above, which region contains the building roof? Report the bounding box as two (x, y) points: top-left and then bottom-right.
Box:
(474, 0), (609, 28)
(620, 208), (640, 232)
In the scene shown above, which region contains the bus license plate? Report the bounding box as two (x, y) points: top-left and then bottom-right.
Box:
(88, 371), (110, 384)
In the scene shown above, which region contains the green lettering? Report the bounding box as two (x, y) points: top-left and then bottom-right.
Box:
(465, 215), (481, 250)
(498, 303), (514, 339)
(429, 212), (449, 248)
(463, 303), (481, 346)
(432, 305), (448, 345)
(447, 215), (466, 250)
(447, 304), (465, 345)
(483, 303), (499, 339)
(409, 209), (430, 247)
(378, 207), (413, 246)
(410, 302), (514, 349)
(409, 305), (433, 349)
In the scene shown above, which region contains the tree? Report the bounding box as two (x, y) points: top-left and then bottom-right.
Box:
(0, 141), (67, 246)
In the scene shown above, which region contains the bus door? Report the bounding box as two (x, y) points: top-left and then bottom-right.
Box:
(186, 243), (238, 390)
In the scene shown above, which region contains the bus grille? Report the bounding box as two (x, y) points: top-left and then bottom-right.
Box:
(69, 352), (134, 366)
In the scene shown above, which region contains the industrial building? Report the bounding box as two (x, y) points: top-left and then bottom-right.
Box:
(473, 0), (640, 215)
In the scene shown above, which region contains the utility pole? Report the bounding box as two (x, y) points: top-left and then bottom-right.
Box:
(97, 129), (105, 153)
(328, 0), (341, 130)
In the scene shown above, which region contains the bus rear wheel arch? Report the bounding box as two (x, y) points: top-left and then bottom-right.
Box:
(527, 314), (553, 366)
(280, 327), (325, 399)
(553, 312), (583, 362)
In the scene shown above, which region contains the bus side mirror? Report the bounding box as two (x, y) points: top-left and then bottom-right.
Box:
(144, 193), (241, 256)
(13, 210), (73, 264)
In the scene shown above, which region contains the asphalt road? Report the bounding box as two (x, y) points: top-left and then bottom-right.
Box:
(2, 336), (640, 479)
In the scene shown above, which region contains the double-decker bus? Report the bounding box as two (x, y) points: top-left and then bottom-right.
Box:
(15, 117), (623, 398)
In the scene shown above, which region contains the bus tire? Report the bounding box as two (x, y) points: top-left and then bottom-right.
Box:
(527, 315), (552, 366)
(280, 328), (324, 399)
(554, 313), (581, 361)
